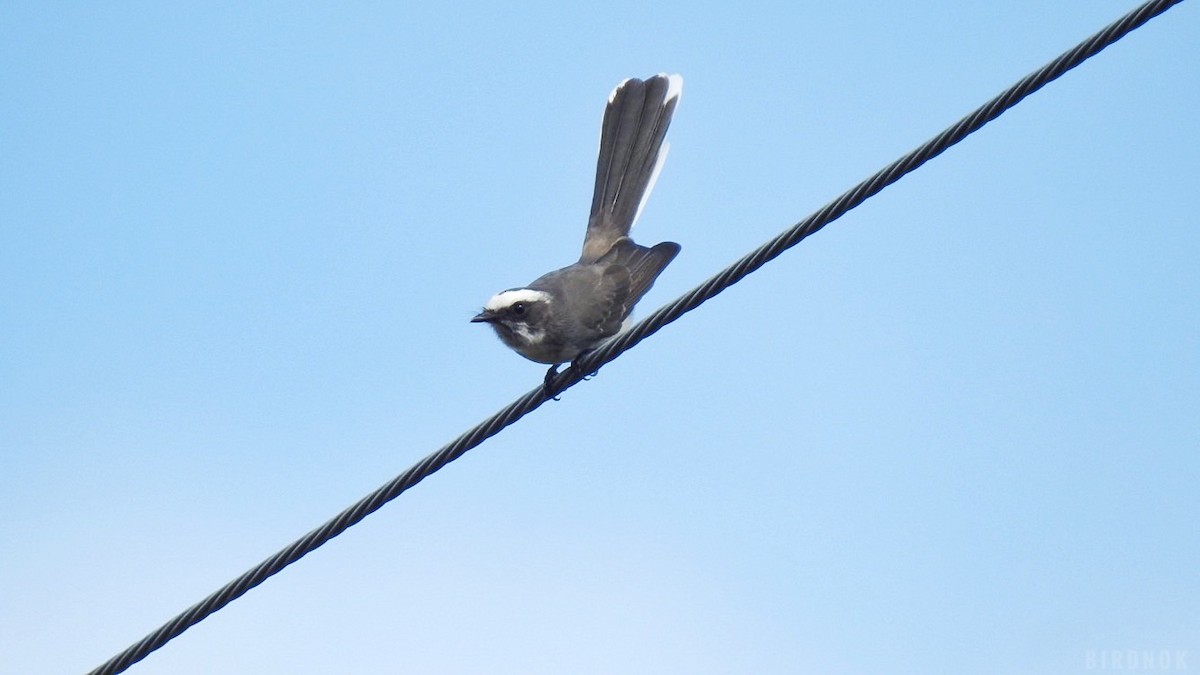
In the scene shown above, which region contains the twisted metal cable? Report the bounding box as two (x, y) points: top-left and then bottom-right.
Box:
(89, 1), (1185, 672)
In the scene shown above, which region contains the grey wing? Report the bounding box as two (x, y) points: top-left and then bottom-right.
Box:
(579, 264), (633, 339)
(598, 238), (681, 309)
(560, 237), (681, 344)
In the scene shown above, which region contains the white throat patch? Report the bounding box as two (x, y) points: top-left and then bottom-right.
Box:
(512, 323), (546, 344)
(484, 288), (552, 312)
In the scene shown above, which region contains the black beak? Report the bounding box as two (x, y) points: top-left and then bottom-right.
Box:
(470, 311), (495, 324)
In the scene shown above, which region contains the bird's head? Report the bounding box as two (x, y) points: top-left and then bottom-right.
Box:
(471, 288), (554, 351)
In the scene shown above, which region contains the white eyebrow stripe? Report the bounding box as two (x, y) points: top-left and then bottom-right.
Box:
(484, 288), (552, 312)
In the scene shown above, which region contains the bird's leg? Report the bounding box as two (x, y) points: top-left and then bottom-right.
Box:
(543, 363), (562, 400)
(543, 353), (600, 399)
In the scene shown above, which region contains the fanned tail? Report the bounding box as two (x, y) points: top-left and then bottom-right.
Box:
(581, 74), (683, 263)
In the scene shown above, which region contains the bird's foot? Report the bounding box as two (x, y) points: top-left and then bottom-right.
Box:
(569, 354), (600, 381)
(543, 355), (600, 400)
(543, 364), (562, 401)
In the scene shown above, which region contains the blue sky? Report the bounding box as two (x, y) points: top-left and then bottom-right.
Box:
(2, 2), (1197, 673)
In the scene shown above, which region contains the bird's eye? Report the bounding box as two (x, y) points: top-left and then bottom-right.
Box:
(512, 302), (527, 316)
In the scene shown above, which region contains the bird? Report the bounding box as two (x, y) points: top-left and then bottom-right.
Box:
(471, 74), (683, 393)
